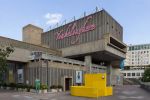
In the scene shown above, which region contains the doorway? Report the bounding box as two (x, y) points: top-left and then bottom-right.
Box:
(65, 78), (72, 91)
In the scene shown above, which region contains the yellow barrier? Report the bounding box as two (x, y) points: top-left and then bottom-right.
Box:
(71, 73), (113, 98)
(71, 86), (99, 98)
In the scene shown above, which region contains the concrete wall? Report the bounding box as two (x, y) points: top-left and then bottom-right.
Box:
(8, 48), (30, 62)
(27, 60), (86, 90)
(23, 24), (43, 45)
(61, 39), (105, 57)
(0, 36), (61, 56)
(41, 10), (123, 49)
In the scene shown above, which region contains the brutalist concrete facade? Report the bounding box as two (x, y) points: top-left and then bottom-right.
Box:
(0, 36), (61, 84)
(27, 53), (106, 91)
(0, 9), (126, 89)
(23, 24), (43, 45)
(0, 36), (105, 91)
(41, 9), (127, 85)
(41, 10), (123, 49)
(41, 9), (126, 62)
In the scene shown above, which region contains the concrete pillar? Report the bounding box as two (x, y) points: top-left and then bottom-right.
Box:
(84, 56), (92, 73)
(107, 65), (112, 86)
(111, 68), (123, 86)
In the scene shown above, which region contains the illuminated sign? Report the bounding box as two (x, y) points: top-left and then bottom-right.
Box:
(56, 16), (96, 44)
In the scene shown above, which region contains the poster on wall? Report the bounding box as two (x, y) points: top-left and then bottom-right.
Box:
(9, 70), (14, 83)
(17, 69), (24, 83)
(76, 71), (82, 83)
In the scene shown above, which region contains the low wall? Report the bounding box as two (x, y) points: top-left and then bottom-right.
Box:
(140, 82), (150, 92)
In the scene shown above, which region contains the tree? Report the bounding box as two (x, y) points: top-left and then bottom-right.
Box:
(0, 46), (14, 83)
(142, 68), (150, 82)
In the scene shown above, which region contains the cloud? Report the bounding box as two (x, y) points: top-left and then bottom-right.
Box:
(44, 13), (63, 25)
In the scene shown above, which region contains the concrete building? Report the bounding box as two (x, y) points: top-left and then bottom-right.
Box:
(123, 44), (150, 79)
(41, 9), (127, 85)
(122, 69), (144, 79)
(22, 24), (43, 45)
(0, 36), (105, 90)
(0, 9), (126, 90)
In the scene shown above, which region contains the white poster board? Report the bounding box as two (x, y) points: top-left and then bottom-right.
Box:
(17, 69), (24, 83)
(76, 71), (82, 83)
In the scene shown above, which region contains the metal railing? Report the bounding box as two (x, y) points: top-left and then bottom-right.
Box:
(46, 7), (103, 31)
(29, 51), (106, 71)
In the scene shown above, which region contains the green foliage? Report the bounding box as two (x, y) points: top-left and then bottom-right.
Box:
(9, 83), (16, 87)
(57, 85), (63, 89)
(142, 68), (150, 82)
(31, 85), (35, 89)
(17, 84), (26, 89)
(50, 85), (57, 89)
(0, 46), (14, 83)
(41, 84), (48, 90)
(25, 85), (33, 92)
(50, 85), (63, 89)
(0, 82), (34, 92)
(2, 83), (7, 89)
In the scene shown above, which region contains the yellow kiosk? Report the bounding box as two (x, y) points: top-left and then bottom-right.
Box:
(71, 73), (113, 98)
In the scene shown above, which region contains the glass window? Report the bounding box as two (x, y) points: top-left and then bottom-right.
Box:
(135, 46), (137, 50)
(124, 73), (126, 76)
(141, 45), (143, 49)
(132, 46), (134, 50)
(129, 47), (131, 51)
(137, 46), (140, 50)
(136, 73), (140, 76)
(146, 45), (149, 49)
(127, 73), (131, 76)
(132, 73), (135, 76)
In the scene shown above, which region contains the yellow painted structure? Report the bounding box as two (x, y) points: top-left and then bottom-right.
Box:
(71, 73), (113, 98)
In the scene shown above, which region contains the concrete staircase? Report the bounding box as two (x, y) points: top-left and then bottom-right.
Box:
(123, 78), (141, 85)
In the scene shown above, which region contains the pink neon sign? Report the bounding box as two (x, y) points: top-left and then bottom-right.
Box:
(56, 16), (96, 42)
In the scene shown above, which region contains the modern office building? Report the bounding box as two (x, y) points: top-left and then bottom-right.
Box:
(122, 44), (150, 79)
(0, 9), (126, 90)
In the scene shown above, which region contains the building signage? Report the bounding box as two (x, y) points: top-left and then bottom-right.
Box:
(76, 71), (82, 83)
(56, 16), (96, 43)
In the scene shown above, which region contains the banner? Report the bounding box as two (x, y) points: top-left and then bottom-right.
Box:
(9, 70), (14, 83)
(76, 71), (82, 83)
(17, 69), (24, 83)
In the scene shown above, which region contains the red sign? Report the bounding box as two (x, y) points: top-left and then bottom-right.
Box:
(56, 16), (96, 44)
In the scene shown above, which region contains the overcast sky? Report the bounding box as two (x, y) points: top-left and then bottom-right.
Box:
(0, 0), (150, 45)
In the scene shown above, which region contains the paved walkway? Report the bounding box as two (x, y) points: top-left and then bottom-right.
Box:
(0, 85), (150, 100)
(104, 85), (150, 100)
